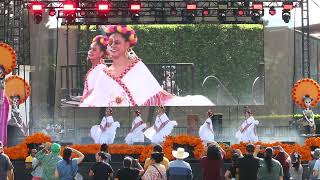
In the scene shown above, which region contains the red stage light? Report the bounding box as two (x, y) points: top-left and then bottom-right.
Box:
(130, 3), (141, 11)
(63, 2), (76, 11)
(49, 8), (56, 16)
(187, 3), (197, 11)
(269, 6), (276, 16)
(31, 4), (42, 11)
(283, 3), (293, 10)
(252, 2), (263, 10)
(237, 9), (245, 16)
(98, 4), (109, 11)
(80, 10), (86, 16)
(202, 8), (209, 16)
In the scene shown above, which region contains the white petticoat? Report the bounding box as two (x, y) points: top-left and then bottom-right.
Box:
(124, 123), (147, 144)
(199, 124), (215, 143)
(90, 121), (120, 144)
(145, 121), (177, 144)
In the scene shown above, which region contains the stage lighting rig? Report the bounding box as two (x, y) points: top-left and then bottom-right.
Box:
(282, 2), (293, 23)
(97, 1), (111, 18)
(251, 2), (264, 23)
(30, 2), (43, 24)
(63, 1), (77, 24)
(129, 1), (142, 21)
(202, 8), (210, 16)
(269, 6), (276, 16)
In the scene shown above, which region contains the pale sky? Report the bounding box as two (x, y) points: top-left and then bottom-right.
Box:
(265, 0), (320, 27)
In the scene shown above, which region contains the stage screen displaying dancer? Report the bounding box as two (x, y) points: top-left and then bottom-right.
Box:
(60, 24), (264, 107)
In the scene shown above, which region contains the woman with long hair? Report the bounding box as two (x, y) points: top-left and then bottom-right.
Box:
(200, 143), (225, 180)
(257, 147), (284, 180)
(55, 147), (85, 179)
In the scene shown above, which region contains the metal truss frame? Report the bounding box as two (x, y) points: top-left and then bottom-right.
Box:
(22, 0), (301, 24)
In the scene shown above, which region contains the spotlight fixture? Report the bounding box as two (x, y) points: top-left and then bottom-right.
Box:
(48, 8), (56, 17)
(217, 10), (226, 22)
(31, 2), (43, 24)
(269, 6), (276, 16)
(186, 2), (197, 11)
(129, 1), (141, 21)
(282, 10), (290, 23)
(202, 8), (209, 16)
(251, 10), (261, 23)
(63, 2), (77, 24)
(236, 8), (245, 17)
(97, 1), (111, 18)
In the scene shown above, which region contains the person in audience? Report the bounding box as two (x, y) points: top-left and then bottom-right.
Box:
(144, 144), (169, 170)
(235, 106), (259, 143)
(274, 146), (291, 180)
(290, 152), (303, 180)
(142, 152), (167, 180)
(91, 108), (120, 144)
(309, 148), (320, 180)
(167, 147), (193, 180)
(313, 150), (320, 180)
(98, 143), (111, 163)
(25, 148), (37, 179)
(35, 142), (62, 180)
(200, 142), (225, 180)
(125, 110), (147, 145)
(199, 110), (215, 144)
(144, 106), (177, 144)
(225, 150), (241, 180)
(237, 144), (260, 180)
(115, 156), (144, 180)
(0, 141), (14, 180)
(257, 147), (283, 180)
(31, 145), (44, 180)
(55, 147), (85, 179)
(89, 151), (114, 180)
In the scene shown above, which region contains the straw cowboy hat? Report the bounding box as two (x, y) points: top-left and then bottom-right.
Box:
(172, 148), (189, 159)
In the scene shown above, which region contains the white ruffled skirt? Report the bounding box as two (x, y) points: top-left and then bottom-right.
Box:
(90, 122), (120, 144)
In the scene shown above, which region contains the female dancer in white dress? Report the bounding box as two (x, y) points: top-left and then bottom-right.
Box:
(91, 108), (120, 144)
(80, 25), (213, 107)
(235, 106), (259, 143)
(199, 110), (215, 144)
(81, 35), (108, 101)
(144, 106), (177, 144)
(125, 110), (147, 144)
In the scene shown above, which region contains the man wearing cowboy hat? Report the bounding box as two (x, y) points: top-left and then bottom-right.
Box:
(167, 147), (193, 180)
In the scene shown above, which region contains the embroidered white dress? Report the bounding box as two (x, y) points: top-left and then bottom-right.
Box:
(90, 115), (120, 144)
(144, 113), (177, 144)
(199, 118), (215, 144)
(82, 63), (107, 100)
(235, 116), (259, 143)
(80, 60), (214, 107)
(125, 116), (147, 144)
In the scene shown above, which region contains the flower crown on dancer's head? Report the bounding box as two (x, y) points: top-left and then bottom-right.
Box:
(207, 110), (214, 117)
(101, 25), (138, 47)
(92, 35), (109, 49)
(100, 25), (139, 60)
